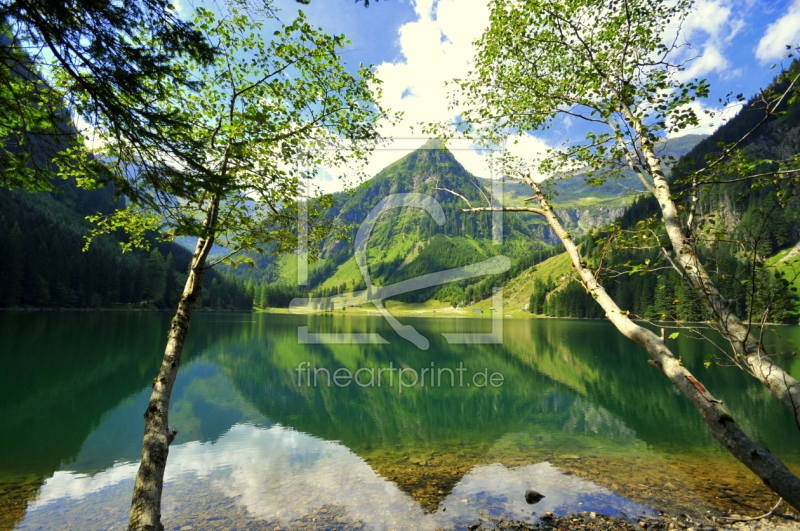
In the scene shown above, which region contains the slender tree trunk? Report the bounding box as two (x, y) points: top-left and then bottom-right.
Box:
(516, 175), (800, 510)
(614, 106), (800, 430)
(127, 195), (220, 531)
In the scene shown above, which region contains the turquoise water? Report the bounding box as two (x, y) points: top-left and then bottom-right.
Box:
(0, 312), (798, 530)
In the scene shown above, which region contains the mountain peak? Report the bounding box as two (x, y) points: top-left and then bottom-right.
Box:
(419, 138), (445, 151)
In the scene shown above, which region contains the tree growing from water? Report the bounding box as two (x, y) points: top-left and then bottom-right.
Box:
(78, 6), (386, 529)
(444, 0), (800, 510)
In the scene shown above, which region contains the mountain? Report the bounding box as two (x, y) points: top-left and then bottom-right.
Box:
(494, 134), (708, 234)
(226, 134), (704, 311)
(0, 38), (255, 310)
(292, 139), (558, 306)
(0, 127), (708, 313)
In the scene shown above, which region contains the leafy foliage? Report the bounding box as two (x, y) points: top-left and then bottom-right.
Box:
(81, 7), (386, 268)
(0, 0), (215, 192)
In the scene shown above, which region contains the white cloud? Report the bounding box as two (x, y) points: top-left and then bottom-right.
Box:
(311, 0), (492, 192)
(676, 43), (729, 81)
(361, 0), (491, 175)
(502, 134), (553, 182)
(755, 0), (800, 63)
(374, 0), (490, 133)
(73, 114), (109, 153)
(673, 0), (742, 82)
(365, 0), (558, 183)
(449, 144), (493, 178)
(328, 0), (749, 191)
(683, 0), (739, 43)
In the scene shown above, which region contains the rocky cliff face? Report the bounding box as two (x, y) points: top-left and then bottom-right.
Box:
(555, 207), (628, 230)
(530, 207), (628, 245)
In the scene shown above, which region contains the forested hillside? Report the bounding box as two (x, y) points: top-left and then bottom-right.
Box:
(0, 180), (252, 310)
(0, 129), (711, 314)
(223, 139), (556, 306)
(0, 28), (254, 311)
(528, 67), (800, 322)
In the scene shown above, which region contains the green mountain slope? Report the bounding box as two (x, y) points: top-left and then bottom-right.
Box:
(294, 141), (560, 306)
(223, 134), (705, 311)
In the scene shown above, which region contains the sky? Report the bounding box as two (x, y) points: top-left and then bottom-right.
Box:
(179, 0), (800, 189)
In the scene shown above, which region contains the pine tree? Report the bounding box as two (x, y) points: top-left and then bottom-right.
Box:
(163, 252), (178, 307)
(144, 248), (167, 306)
(5, 222), (24, 306)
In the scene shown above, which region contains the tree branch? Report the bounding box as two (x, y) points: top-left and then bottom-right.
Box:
(460, 206), (546, 215)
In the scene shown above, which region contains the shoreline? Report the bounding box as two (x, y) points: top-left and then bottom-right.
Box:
(0, 306), (249, 312)
(475, 512), (800, 531)
(1, 306), (797, 327)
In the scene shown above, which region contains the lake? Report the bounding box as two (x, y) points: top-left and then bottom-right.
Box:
(1, 312), (798, 531)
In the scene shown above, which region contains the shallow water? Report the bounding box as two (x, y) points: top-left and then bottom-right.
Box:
(0, 312), (798, 530)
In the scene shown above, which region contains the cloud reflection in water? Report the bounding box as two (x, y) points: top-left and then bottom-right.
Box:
(22, 423), (651, 530)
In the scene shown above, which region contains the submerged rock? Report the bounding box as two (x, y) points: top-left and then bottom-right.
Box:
(524, 489), (545, 504)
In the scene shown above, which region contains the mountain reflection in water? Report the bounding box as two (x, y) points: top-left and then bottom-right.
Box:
(1, 312), (798, 530)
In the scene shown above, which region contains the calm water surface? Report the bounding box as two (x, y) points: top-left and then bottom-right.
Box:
(0, 312), (798, 531)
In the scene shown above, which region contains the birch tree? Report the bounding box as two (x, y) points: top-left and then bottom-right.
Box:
(79, 7), (386, 530)
(452, 0), (800, 435)
(443, 0), (800, 510)
(461, 173), (800, 509)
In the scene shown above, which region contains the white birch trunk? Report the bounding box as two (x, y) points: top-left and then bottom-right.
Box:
(512, 175), (800, 510)
(127, 196), (220, 531)
(613, 104), (800, 431)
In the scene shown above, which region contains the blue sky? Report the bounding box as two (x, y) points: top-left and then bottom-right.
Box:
(177, 0), (800, 186)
